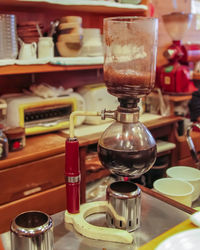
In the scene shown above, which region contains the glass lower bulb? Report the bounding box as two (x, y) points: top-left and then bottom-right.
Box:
(98, 120), (157, 177)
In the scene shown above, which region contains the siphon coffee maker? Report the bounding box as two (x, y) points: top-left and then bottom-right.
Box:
(65, 16), (158, 244)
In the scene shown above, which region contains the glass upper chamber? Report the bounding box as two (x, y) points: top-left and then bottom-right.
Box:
(103, 17), (158, 99)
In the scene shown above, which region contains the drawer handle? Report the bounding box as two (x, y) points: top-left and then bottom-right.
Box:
(23, 187), (42, 196)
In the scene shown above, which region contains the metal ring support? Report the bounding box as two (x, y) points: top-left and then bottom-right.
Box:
(65, 175), (81, 183)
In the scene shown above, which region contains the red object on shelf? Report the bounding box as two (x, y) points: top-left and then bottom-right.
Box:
(157, 40), (199, 94)
(65, 138), (80, 214)
(13, 141), (21, 149)
(149, 2), (155, 17)
(157, 61), (196, 93)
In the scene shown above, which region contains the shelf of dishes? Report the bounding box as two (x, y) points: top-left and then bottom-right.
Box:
(0, 57), (103, 75)
(1, 0), (148, 15)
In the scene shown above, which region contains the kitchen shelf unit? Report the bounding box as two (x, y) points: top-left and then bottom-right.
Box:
(0, 0), (149, 76)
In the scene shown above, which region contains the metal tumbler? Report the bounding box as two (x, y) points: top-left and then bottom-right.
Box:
(106, 181), (141, 232)
(10, 211), (54, 250)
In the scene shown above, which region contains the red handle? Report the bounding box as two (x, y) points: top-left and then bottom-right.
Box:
(65, 138), (80, 176)
(65, 138), (80, 214)
(66, 182), (80, 214)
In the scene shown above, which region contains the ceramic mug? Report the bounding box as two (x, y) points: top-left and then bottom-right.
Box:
(153, 178), (194, 207)
(18, 41), (37, 60)
(38, 37), (54, 59)
(167, 166), (200, 201)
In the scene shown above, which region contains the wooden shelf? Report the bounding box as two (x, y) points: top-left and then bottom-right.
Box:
(166, 95), (192, 102)
(149, 91), (192, 102)
(1, 0), (148, 15)
(0, 63), (102, 75)
(0, 133), (66, 170)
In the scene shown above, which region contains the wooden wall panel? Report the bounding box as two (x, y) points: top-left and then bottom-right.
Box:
(0, 74), (32, 95)
(0, 69), (103, 95)
(35, 69), (103, 90)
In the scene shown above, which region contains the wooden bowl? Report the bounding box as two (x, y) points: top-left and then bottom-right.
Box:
(57, 33), (83, 43)
(60, 16), (82, 24)
(56, 41), (82, 57)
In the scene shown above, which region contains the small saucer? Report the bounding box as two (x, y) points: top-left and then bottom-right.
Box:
(15, 58), (50, 65)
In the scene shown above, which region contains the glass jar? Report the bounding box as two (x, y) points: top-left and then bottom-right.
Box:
(103, 17), (158, 99)
(0, 129), (8, 159)
(5, 127), (25, 152)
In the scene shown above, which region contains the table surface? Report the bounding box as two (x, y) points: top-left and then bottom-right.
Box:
(1, 191), (192, 250)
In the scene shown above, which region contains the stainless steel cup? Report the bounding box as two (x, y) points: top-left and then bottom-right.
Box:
(106, 181), (141, 232)
(10, 211), (54, 250)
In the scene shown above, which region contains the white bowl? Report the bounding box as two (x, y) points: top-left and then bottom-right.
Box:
(166, 166), (200, 201)
(153, 178), (194, 207)
(155, 228), (200, 250)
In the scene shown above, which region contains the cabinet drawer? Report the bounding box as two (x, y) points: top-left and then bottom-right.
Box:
(0, 184), (66, 234)
(0, 153), (65, 205)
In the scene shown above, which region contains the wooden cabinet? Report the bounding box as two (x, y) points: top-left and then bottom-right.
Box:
(0, 153), (65, 205)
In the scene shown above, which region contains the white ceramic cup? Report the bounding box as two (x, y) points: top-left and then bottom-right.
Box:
(153, 178), (194, 207)
(166, 166), (200, 201)
(38, 37), (54, 59)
